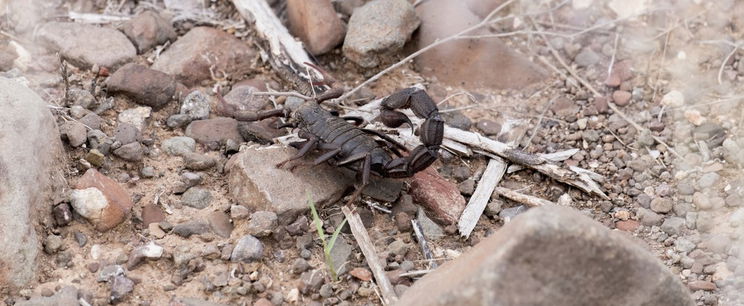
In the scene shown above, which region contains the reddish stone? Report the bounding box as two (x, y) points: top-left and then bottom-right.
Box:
(106, 63), (178, 108)
(688, 280), (716, 291)
(350, 267), (373, 281)
(593, 96), (609, 114)
(615, 220), (640, 232)
(141, 204), (165, 225)
(287, 0), (346, 55)
(75, 169), (135, 231)
(253, 298), (273, 306)
(185, 117), (243, 144)
(208, 211), (234, 238)
(410, 167), (466, 225)
(612, 90), (631, 106)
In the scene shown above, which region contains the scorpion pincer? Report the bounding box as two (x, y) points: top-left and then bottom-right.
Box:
(229, 77), (444, 201)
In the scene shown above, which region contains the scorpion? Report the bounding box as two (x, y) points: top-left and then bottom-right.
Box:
(225, 66), (444, 201)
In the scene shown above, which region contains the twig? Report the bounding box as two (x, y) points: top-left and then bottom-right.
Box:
(399, 269), (433, 278)
(411, 219), (436, 269)
(494, 187), (556, 207)
(334, 0), (518, 103)
(68, 11), (131, 23)
(341, 206), (397, 305)
(531, 19), (680, 158)
(457, 157), (507, 238)
(252, 91), (311, 100)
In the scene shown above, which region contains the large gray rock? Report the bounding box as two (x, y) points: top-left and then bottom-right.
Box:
(15, 286), (78, 306)
(36, 22), (136, 69)
(226, 145), (351, 222)
(343, 0), (420, 67)
(0, 78), (65, 288)
(398, 206), (694, 306)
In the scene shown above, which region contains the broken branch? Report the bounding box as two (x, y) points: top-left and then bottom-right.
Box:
(458, 157), (507, 238)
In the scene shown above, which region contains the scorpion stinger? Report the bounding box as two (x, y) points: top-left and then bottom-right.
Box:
(379, 87), (444, 178)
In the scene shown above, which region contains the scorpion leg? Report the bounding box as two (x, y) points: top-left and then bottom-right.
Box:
(276, 136), (319, 169)
(233, 108), (289, 122)
(336, 152), (367, 166)
(313, 148), (342, 165)
(345, 154), (371, 206)
(361, 128), (409, 152)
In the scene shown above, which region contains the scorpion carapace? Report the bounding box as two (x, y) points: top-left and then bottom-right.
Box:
(228, 71), (443, 202)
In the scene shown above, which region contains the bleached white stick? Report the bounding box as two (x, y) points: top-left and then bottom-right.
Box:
(458, 157), (507, 238)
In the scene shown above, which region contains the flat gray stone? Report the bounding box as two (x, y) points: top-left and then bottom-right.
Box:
(37, 22), (136, 69)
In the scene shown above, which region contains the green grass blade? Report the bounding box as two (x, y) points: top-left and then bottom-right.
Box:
(308, 197), (326, 244)
(326, 217), (347, 254)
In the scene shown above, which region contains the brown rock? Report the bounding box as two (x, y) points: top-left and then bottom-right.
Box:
(208, 211), (234, 238)
(615, 220), (640, 232)
(409, 167), (466, 225)
(593, 96), (609, 114)
(350, 267), (373, 281)
(226, 146), (351, 222)
(415, 0), (546, 90)
(287, 0), (346, 55)
(688, 280), (716, 291)
(73, 169), (135, 231)
(398, 206), (695, 306)
(141, 204), (165, 225)
(151, 27), (256, 87)
(605, 60), (633, 87)
(253, 298), (273, 306)
(343, 0), (419, 67)
(121, 10), (177, 53)
(185, 117), (243, 144)
(106, 63), (178, 108)
(612, 90), (632, 106)
(0, 43), (18, 71)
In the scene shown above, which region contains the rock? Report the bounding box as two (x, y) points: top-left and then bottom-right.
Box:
(237, 121), (286, 144)
(113, 142), (144, 161)
(230, 205), (251, 220)
(612, 90), (632, 106)
(53, 203), (73, 226)
(287, 0), (346, 55)
(231, 235), (264, 262)
(350, 267), (372, 281)
(182, 187), (213, 209)
(300, 270), (325, 293)
(180, 90), (211, 120)
(476, 119), (501, 136)
(37, 22), (135, 69)
(247, 211), (279, 237)
(140, 166), (156, 178)
(688, 280), (716, 291)
(674, 238), (696, 253)
(220, 84), (270, 113)
(615, 220), (640, 232)
(106, 63), (178, 108)
(226, 146), (351, 221)
(0, 42), (18, 72)
(60, 121), (88, 147)
(698, 172), (720, 189)
(637, 207), (662, 226)
(117, 106), (152, 131)
(441, 110), (472, 131)
(414, 0), (546, 89)
(208, 211), (233, 238)
(162, 136), (196, 156)
(167, 114), (192, 128)
(172, 221), (210, 238)
(292, 258), (311, 274)
(114, 123), (142, 145)
(574, 47), (600, 67)
(499, 205), (527, 222)
(15, 286), (78, 306)
(182, 152), (217, 170)
(121, 10), (177, 53)
(185, 117), (243, 145)
(98, 264), (125, 282)
(650, 197), (673, 213)
(79, 113), (103, 130)
(417, 208), (444, 240)
(110, 275), (134, 302)
(343, 0), (420, 67)
(173, 298), (230, 306)
(362, 177), (404, 202)
(329, 236), (352, 275)
(397, 206), (694, 306)
(152, 27), (256, 86)
(71, 169), (134, 231)
(141, 204), (165, 225)
(127, 242), (164, 269)
(409, 167), (467, 225)
(660, 217), (685, 235)
(43, 234), (63, 254)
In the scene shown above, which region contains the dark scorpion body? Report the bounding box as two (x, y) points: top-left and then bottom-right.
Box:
(229, 70), (444, 200)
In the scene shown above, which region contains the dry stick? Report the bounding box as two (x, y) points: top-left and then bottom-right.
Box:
(458, 157), (507, 238)
(341, 206), (398, 305)
(531, 20), (680, 158)
(411, 219), (436, 269)
(334, 0), (518, 103)
(252, 91), (311, 100)
(494, 187), (556, 207)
